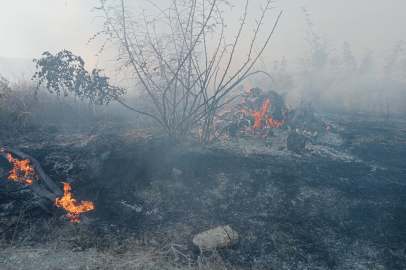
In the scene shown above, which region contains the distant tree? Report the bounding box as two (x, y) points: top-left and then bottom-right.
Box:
(341, 42), (357, 78)
(359, 48), (374, 75)
(272, 57), (294, 94)
(299, 6), (338, 107)
(381, 40), (406, 114)
(383, 40), (405, 82)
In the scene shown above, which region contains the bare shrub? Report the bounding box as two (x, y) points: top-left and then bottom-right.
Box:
(85, 0), (281, 142)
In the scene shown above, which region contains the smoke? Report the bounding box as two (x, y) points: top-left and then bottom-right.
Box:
(1, 1), (406, 114)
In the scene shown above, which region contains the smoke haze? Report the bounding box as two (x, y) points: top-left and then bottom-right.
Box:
(1, 0), (405, 112)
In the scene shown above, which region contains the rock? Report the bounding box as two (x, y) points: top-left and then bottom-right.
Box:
(193, 225), (238, 250)
(173, 168), (182, 176)
(287, 131), (307, 153)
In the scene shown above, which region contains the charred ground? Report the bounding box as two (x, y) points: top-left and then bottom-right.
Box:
(1, 111), (406, 269)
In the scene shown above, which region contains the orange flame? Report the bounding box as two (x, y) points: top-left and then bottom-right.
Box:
(55, 182), (94, 223)
(251, 98), (286, 128)
(326, 126), (331, 130)
(6, 153), (35, 185)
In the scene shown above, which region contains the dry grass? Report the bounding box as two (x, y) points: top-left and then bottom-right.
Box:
(0, 74), (114, 132)
(1, 212), (248, 270)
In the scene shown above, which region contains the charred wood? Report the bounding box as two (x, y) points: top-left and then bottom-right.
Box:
(287, 132), (308, 154)
(0, 147), (62, 202)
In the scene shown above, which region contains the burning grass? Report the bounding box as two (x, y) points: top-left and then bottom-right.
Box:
(54, 182), (94, 223)
(5, 152), (36, 185)
(2, 149), (94, 223)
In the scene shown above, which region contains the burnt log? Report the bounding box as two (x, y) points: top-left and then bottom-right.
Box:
(0, 147), (63, 201)
(224, 122), (238, 137)
(24, 179), (58, 202)
(287, 132), (308, 154)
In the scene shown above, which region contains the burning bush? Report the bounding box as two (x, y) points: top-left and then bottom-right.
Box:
(218, 88), (291, 138)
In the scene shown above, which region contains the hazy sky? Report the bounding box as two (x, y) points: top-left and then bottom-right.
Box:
(1, 0), (405, 76)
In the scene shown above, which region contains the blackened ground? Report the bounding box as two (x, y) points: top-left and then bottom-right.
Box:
(1, 111), (406, 269)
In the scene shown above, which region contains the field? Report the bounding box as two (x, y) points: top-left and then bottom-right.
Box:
(1, 109), (405, 269)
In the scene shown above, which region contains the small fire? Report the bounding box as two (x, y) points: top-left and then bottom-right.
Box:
(251, 98), (286, 128)
(6, 153), (35, 185)
(55, 182), (94, 223)
(326, 126), (331, 130)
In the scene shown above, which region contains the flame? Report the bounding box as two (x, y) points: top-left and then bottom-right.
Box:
(251, 99), (286, 128)
(6, 153), (35, 185)
(252, 99), (270, 128)
(246, 86), (252, 93)
(225, 98), (228, 104)
(54, 182), (94, 223)
(326, 126), (331, 130)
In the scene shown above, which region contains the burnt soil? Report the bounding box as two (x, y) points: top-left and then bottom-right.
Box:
(1, 111), (406, 269)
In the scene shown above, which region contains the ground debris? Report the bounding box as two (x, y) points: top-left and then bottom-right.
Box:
(193, 225), (238, 251)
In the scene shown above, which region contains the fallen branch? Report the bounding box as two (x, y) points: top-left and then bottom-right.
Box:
(0, 147), (62, 201)
(25, 180), (58, 202)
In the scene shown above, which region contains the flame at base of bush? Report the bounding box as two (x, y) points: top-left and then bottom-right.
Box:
(251, 98), (287, 129)
(54, 182), (94, 223)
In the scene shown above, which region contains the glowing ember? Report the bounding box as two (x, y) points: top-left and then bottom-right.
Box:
(251, 98), (286, 128)
(326, 126), (331, 130)
(55, 182), (94, 223)
(6, 153), (35, 185)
